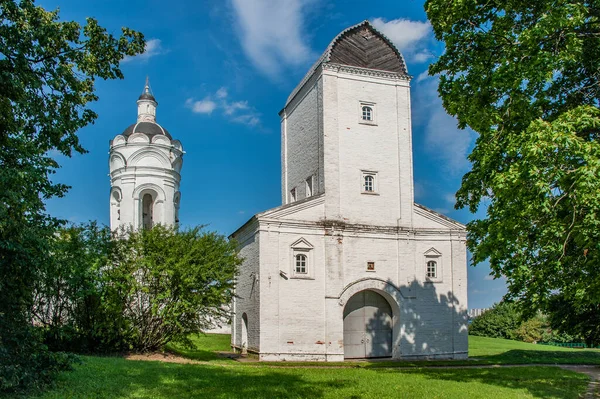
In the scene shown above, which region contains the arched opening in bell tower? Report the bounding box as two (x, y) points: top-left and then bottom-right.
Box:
(142, 193), (154, 230)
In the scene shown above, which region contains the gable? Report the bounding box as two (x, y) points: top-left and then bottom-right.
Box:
(328, 24), (407, 74)
(413, 203), (466, 230)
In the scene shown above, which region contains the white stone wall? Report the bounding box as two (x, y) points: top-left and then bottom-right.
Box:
(108, 134), (183, 231)
(281, 74), (324, 204)
(321, 66), (414, 227)
(231, 224), (261, 353)
(231, 197), (468, 361)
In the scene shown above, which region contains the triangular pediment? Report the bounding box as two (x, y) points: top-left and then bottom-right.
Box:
(291, 237), (313, 250)
(424, 247), (442, 256)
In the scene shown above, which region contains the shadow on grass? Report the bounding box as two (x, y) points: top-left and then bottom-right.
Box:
(35, 356), (342, 399)
(385, 366), (590, 399)
(166, 334), (233, 362)
(472, 349), (600, 365)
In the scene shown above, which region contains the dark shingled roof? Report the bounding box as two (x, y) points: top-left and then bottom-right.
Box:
(285, 20), (409, 107)
(122, 121), (172, 139)
(138, 92), (157, 102)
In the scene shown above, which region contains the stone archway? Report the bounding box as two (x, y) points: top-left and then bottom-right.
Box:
(343, 290), (393, 359)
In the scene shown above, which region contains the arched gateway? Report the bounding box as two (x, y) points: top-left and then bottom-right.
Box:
(343, 290), (393, 359)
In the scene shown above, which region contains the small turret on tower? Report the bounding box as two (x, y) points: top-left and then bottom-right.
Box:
(137, 76), (157, 123)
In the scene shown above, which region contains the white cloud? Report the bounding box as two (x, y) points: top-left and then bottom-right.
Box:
(185, 98), (217, 114)
(216, 87), (228, 99)
(416, 70), (430, 83)
(444, 192), (457, 205)
(123, 39), (164, 63)
(224, 100), (249, 115)
(230, 0), (315, 78)
(484, 275), (495, 281)
(412, 76), (477, 174)
(370, 18), (433, 64)
(186, 88), (261, 127)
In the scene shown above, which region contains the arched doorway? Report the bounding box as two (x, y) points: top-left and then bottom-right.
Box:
(343, 290), (393, 359)
(241, 313), (248, 355)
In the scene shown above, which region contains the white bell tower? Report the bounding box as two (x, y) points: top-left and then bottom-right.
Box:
(109, 78), (184, 231)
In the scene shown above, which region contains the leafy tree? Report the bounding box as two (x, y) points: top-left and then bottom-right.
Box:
(34, 223), (130, 353)
(425, 0), (600, 340)
(547, 294), (600, 347)
(112, 225), (241, 352)
(0, 0), (144, 392)
(469, 302), (521, 340)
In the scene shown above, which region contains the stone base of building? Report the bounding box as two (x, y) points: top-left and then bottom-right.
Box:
(231, 346), (468, 362)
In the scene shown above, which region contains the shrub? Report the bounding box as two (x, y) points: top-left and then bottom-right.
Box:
(469, 302), (521, 340)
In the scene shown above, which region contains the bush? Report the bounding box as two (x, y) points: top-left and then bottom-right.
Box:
(33, 223), (240, 354)
(469, 302), (521, 340)
(514, 316), (545, 343)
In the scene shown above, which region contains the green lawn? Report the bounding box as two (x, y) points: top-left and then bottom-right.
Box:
(21, 334), (600, 399)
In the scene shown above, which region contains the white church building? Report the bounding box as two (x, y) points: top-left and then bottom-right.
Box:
(230, 21), (468, 361)
(108, 80), (184, 231)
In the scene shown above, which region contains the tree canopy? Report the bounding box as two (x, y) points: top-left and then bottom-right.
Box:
(0, 0), (144, 392)
(425, 0), (600, 341)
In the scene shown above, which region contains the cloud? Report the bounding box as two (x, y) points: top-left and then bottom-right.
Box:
(444, 192), (457, 205)
(412, 74), (477, 175)
(484, 275), (495, 281)
(370, 18), (433, 64)
(186, 88), (261, 127)
(185, 98), (217, 114)
(230, 0), (315, 78)
(216, 87), (228, 99)
(123, 39), (164, 63)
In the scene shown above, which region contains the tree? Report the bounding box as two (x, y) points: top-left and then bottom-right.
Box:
(111, 225), (240, 352)
(425, 0), (600, 341)
(0, 0), (144, 392)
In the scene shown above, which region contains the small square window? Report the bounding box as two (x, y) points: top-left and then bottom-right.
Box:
(367, 262), (375, 271)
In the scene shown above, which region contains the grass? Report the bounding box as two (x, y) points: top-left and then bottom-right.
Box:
(24, 357), (589, 399)
(21, 334), (600, 399)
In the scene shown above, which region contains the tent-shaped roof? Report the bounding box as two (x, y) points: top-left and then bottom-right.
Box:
(285, 20), (409, 107)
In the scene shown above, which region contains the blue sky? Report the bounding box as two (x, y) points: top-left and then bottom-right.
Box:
(42, 0), (506, 308)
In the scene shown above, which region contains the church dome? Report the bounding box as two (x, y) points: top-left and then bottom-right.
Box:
(138, 91), (157, 102)
(122, 121), (172, 139)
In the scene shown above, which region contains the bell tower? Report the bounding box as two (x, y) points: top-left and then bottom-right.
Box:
(109, 79), (184, 231)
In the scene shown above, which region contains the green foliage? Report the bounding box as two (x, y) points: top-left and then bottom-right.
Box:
(425, 0), (600, 342)
(514, 316), (545, 344)
(112, 225), (241, 352)
(547, 293), (600, 347)
(34, 223), (131, 353)
(33, 223), (240, 354)
(0, 0), (144, 393)
(469, 302), (521, 340)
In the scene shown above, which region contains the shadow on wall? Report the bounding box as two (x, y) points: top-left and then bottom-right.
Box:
(352, 279), (468, 359)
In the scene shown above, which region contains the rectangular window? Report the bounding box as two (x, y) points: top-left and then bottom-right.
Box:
(359, 101), (376, 125)
(426, 261), (437, 278)
(361, 171), (378, 194)
(295, 254), (307, 274)
(290, 188), (296, 203)
(306, 176), (313, 197)
(367, 262), (375, 271)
